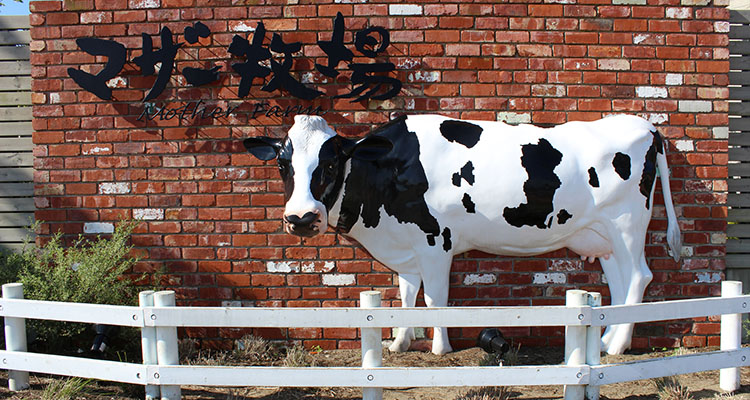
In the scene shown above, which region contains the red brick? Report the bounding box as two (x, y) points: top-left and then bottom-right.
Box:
(439, 16), (474, 29)
(323, 328), (357, 339)
(682, 336), (706, 348)
(31, 1), (62, 12)
(614, 19), (647, 32)
(445, 44), (480, 56)
(318, 4), (352, 17)
(564, 32), (598, 44)
(528, 4), (562, 17)
(410, 43), (444, 57)
(579, 19), (613, 31)
(599, 32), (632, 44)
(424, 84), (458, 97)
(475, 17), (508, 30)
(46, 12), (80, 25)
(696, 61), (729, 73)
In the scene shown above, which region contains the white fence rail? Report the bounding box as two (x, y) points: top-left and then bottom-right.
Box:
(1, 281), (748, 400)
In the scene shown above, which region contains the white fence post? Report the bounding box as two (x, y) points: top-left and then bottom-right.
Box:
(154, 290), (181, 400)
(585, 292), (601, 400)
(360, 290), (383, 400)
(720, 280), (742, 392)
(564, 290), (587, 400)
(2, 283), (29, 391)
(140, 290), (161, 400)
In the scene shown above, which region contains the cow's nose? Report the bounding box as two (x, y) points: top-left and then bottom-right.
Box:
(285, 212), (319, 227)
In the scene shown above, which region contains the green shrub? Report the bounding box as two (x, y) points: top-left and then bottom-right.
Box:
(0, 248), (24, 286)
(1, 220), (141, 350)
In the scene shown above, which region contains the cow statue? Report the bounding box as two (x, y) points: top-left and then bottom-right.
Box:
(243, 114), (681, 356)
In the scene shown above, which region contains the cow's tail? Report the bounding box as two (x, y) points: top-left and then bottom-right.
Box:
(656, 137), (682, 262)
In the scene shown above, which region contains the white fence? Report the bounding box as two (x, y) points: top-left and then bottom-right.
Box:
(1, 282), (748, 400)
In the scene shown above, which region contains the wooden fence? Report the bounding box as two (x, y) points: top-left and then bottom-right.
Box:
(1, 282), (747, 400)
(0, 15), (33, 252)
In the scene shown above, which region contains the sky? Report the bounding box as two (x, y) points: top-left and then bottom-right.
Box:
(1, 1), (30, 16)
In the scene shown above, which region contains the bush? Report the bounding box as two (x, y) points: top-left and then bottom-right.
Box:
(0, 220), (141, 350)
(0, 248), (24, 286)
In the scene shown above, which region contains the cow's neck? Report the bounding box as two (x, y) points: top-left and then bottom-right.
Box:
(325, 117), (440, 241)
(326, 159), (352, 232)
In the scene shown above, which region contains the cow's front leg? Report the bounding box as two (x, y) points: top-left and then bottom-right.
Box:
(389, 273), (421, 353)
(421, 257), (453, 355)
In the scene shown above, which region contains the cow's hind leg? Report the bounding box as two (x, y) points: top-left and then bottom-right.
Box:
(600, 221), (652, 355)
(389, 273), (420, 353)
(599, 255), (627, 352)
(603, 253), (652, 355)
(421, 254), (454, 355)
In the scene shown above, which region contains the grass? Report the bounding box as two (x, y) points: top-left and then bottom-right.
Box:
(669, 347), (693, 357)
(713, 393), (741, 400)
(479, 352), (503, 367)
(40, 377), (92, 400)
(282, 342), (315, 367)
(472, 343), (518, 400)
(502, 343), (522, 366)
(654, 376), (695, 400)
(233, 334), (281, 364)
(478, 342), (521, 367)
(455, 386), (511, 400)
(180, 335), (312, 367)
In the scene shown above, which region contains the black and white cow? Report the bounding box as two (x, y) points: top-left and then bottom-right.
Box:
(243, 114), (681, 355)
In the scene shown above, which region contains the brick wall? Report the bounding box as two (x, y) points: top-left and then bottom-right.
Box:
(29, 0), (729, 351)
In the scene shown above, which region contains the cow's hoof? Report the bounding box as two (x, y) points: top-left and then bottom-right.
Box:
(601, 335), (628, 355)
(431, 341), (453, 355)
(604, 343), (627, 355)
(389, 340), (411, 353)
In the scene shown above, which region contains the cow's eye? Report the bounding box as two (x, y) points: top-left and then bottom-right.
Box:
(278, 162), (289, 175)
(325, 163), (336, 174)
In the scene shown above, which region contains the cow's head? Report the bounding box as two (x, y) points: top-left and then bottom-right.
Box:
(243, 115), (392, 237)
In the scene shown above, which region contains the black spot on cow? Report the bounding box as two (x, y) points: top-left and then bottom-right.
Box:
(452, 161), (475, 187)
(427, 234), (436, 247)
(503, 138), (563, 229)
(462, 193), (476, 213)
(588, 167), (600, 188)
(277, 138), (295, 201)
(452, 173), (461, 187)
(651, 129), (664, 154)
(613, 152), (631, 180)
(312, 136), (352, 210)
(440, 120), (483, 149)
(639, 130), (663, 209)
(557, 209), (572, 224)
(443, 226), (453, 252)
(337, 116), (441, 245)
(442, 227), (452, 252)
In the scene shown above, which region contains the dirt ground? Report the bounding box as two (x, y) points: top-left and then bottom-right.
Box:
(1, 345), (750, 399)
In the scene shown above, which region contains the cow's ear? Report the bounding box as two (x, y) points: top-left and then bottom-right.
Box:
(347, 135), (393, 161)
(243, 137), (282, 161)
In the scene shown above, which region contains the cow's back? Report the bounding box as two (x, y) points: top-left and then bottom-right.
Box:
(404, 114), (659, 256)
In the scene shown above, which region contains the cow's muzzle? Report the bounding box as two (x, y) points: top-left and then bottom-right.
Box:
(284, 211), (321, 237)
